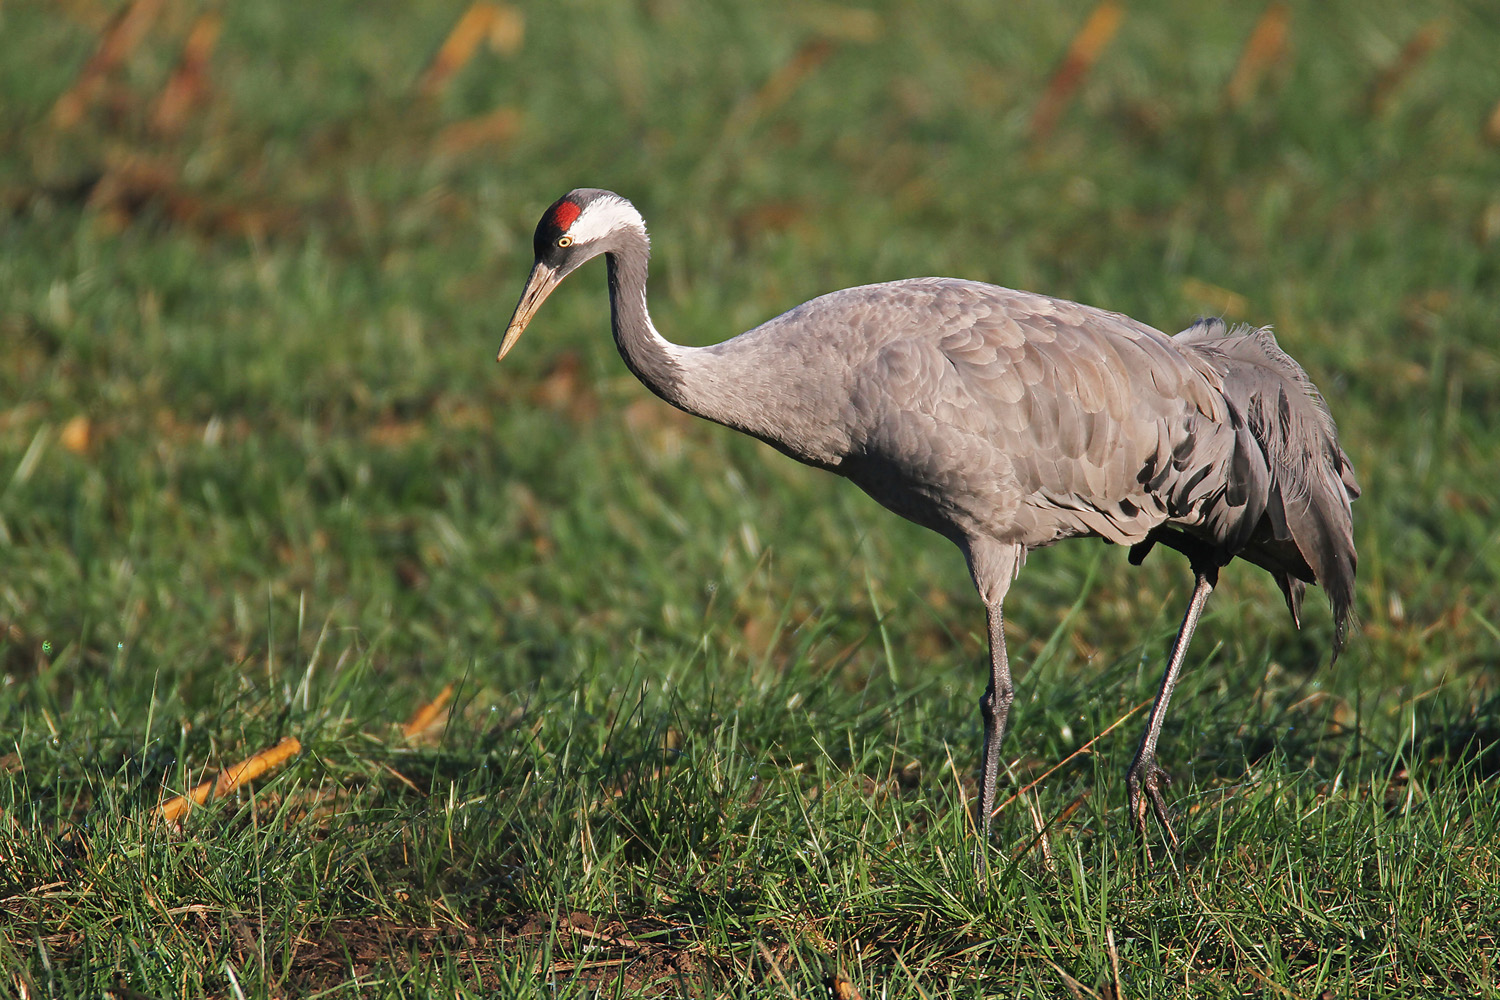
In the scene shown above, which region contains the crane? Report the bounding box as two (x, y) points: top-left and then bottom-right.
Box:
(498, 188), (1359, 863)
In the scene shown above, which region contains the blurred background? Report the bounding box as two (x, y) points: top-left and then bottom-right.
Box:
(2, 0), (1499, 990)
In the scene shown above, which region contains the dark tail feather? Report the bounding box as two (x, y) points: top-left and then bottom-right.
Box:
(1270, 473), (1357, 657)
(1177, 320), (1358, 654)
(1276, 574), (1305, 630)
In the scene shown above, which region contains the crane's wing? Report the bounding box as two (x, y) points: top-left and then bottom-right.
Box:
(839, 279), (1252, 550)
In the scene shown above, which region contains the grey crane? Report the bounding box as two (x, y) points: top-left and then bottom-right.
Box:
(499, 188), (1359, 861)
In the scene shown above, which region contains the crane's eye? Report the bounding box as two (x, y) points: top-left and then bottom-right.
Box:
(557, 235), (573, 248)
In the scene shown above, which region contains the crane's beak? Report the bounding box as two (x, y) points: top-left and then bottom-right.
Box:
(497, 261), (561, 361)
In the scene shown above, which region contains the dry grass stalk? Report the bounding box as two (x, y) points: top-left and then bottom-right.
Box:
(1106, 925), (1124, 999)
(1045, 958), (1100, 1000)
(402, 683), (454, 739)
(754, 941), (797, 996)
(1241, 964), (1302, 999)
(1021, 783), (1056, 873)
(151, 12), (222, 136)
(419, 3), (523, 97)
(51, 0), (165, 129)
(891, 952), (931, 1000)
(1365, 18), (1450, 116)
(1226, 3), (1289, 109)
(158, 737), (301, 823)
(990, 699), (1147, 821)
(1012, 792), (1087, 870)
(1030, 0), (1123, 143)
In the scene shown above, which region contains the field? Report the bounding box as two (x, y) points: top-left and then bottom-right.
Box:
(3, 1), (1499, 996)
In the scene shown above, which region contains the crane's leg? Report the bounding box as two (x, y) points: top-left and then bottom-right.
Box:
(1127, 567), (1217, 854)
(976, 599), (1013, 871)
(963, 537), (1020, 874)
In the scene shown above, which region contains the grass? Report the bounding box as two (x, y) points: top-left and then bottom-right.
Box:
(2, 0), (1499, 995)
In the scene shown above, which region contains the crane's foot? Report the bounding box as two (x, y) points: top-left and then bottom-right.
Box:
(1126, 756), (1181, 861)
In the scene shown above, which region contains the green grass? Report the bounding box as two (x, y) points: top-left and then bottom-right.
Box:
(3, 0), (1499, 995)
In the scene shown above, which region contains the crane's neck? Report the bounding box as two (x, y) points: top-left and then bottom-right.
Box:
(601, 227), (840, 467)
(604, 239), (691, 408)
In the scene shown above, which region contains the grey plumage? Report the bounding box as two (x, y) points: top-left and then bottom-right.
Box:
(501, 189), (1359, 865)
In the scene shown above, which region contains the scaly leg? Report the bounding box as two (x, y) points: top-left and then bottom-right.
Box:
(975, 601), (1013, 871)
(1127, 568), (1217, 854)
(962, 538), (1020, 875)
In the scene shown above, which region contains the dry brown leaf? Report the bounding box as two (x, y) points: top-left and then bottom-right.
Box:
(403, 683), (454, 740)
(52, 0), (165, 129)
(1226, 3), (1289, 108)
(151, 12), (222, 136)
(158, 737), (302, 823)
(1030, 0), (1123, 144)
(59, 415), (91, 455)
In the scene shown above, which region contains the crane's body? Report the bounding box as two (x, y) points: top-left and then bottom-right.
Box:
(636, 277), (1237, 547)
(500, 189), (1358, 864)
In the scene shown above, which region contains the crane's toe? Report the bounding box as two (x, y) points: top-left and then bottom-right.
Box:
(1126, 757), (1180, 855)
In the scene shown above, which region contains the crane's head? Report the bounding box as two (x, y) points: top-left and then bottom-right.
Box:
(498, 189), (647, 361)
